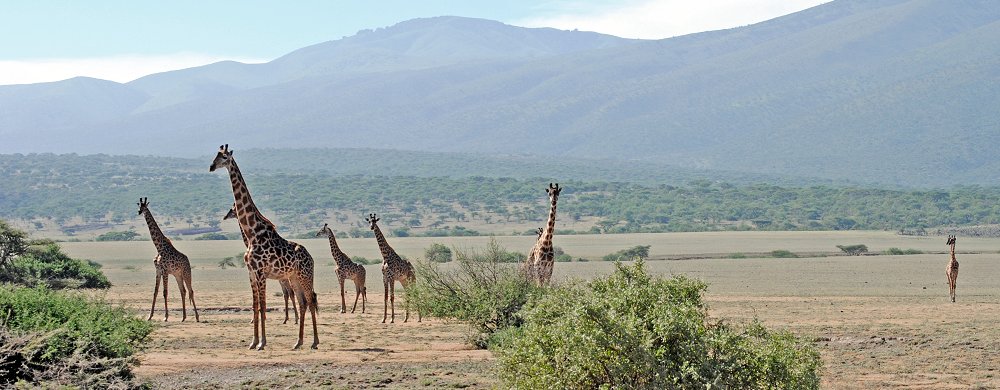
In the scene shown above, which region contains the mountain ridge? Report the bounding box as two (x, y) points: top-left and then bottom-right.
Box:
(2, 1), (998, 187)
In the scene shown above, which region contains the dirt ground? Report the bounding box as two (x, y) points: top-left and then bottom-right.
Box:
(65, 233), (999, 389)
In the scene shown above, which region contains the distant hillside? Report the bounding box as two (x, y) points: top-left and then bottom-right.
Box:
(4, 152), (1000, 240)
(2, 1), (999, 187)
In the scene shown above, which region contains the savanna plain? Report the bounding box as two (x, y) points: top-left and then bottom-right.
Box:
(61, 231), (1000, 389)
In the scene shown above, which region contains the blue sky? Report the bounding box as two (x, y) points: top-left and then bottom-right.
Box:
(0, 0), (828, 85)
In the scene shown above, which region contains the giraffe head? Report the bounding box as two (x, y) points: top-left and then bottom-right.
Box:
(546, 183), (562, 200)
(137, 197), (150, 215)
(946, 235), (956, 246)
(223, 203), (237, 221)
(209, 144), (233, 172)
(365, 213), (380, 231)
(316, 223), (335, 238)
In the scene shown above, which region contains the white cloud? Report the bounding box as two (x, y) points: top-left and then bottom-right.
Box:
(515, 0), (830, 39)
(0, 53), (268, 86)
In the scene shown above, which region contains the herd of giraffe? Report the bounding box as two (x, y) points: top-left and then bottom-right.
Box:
(138, 145), (963, 351)
(139, 145), (559, 350)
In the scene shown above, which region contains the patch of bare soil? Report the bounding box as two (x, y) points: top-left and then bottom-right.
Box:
(131, 290), (494, 389)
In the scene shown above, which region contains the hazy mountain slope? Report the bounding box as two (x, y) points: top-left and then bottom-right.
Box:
(2, 1), (999, 187)
(124, 16), (633, 113)
(0, 77), (148, 145)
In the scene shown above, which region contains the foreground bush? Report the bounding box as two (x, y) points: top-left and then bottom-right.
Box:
(492, 261), (821, 389)
(409, 238), (541, 348)
(6, 243), (111, 289)
(0, 285), (154, 388)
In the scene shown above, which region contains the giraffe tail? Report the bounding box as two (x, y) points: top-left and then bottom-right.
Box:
(313, 292), (319, 312)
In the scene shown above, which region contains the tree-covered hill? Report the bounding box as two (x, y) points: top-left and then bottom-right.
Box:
(2, 152), (999, 239)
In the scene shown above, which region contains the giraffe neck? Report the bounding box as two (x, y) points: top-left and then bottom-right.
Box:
(538, 195), (559, 250)
(225, 158), (264, 240)
(950, 243), (957, 262)
(372, 225), (396, 263)
(141, 210), (173, 253)
(325, 233), (349, 264)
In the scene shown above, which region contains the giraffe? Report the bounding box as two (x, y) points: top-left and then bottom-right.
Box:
(137, 197), (199, 322)
(366, 214), (419, 323)
(210, 144), (318, 350)
(946, 235), (960, 303)
(526, 183), (561, 286)
(316, 223), (367, 313)
(224, 206), (298, 324)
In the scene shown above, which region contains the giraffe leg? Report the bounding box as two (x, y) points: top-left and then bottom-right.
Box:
(351, 281), (361, 314)
(361, 286), (367, 314)
(340, 278), (347, 313)
(390, 281), (396, 324)
(248, 272), (260, 350)
(255, 278), (268, 350)
(280, 280), (291, 324)
(161, 272), (169, 322)
(147, 270), (161, 321)
(305, 284), (319, 349)
(185, 275), (199, 322)
(175, 275), (188, 322)
(382, 281), (389, 323)
(247, 271), (256, 324)
(289, 282), (299, 325)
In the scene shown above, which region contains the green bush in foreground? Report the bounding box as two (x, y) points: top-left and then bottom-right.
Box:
(409, 238), (542, 348)
(6, 243), (111, 289)
(0, 285), (154, 388)
(492, 260), (821, 389)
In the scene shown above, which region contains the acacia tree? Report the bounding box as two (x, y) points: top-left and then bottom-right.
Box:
(0, 220), (28, 272)
(836, 244), (868, 256)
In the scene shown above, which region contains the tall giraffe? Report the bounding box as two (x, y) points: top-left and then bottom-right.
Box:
(526, 183), (561, 286)
(946, 235), (960, 303)
(316, 223), (367, 313)
(224, 206), (298, 324)
(366, 214), (419, 323)
(210, 145), (318, 350)
(138, 197), (199, 322)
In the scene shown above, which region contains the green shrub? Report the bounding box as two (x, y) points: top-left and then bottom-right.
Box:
(771, 250), (798, 258)
(424, 243), (453, 263)
(727, 252), (748, 259)
(194, 232), (229, 240)
(0, 285), (154, 387)
(884, 247), (923, 255)
(492, 260), (821, 389)
(95, 230), (139, 242)
(351, 255), (375, 265)
(409, 238), (542, 348)
(602, 245), (651, 261)
(6, 244), (110, 289)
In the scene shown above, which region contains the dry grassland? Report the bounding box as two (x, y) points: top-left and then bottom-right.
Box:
(60, 231), (1000, 389)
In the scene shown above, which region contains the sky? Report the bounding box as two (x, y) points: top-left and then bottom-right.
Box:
(0, 0), (829, 86)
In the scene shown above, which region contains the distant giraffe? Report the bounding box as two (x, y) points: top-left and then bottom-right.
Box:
(210, 144), (318, 350)
(366, 214), (419, 323)
(224, 206), (298, 324)
(946, 235), (960, 303)
(138, 197), (199, 322)
(525, 183), (561, 286)
(316, 223), (367, 313)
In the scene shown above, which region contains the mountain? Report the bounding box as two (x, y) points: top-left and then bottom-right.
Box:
(1, 1), (999, 187)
